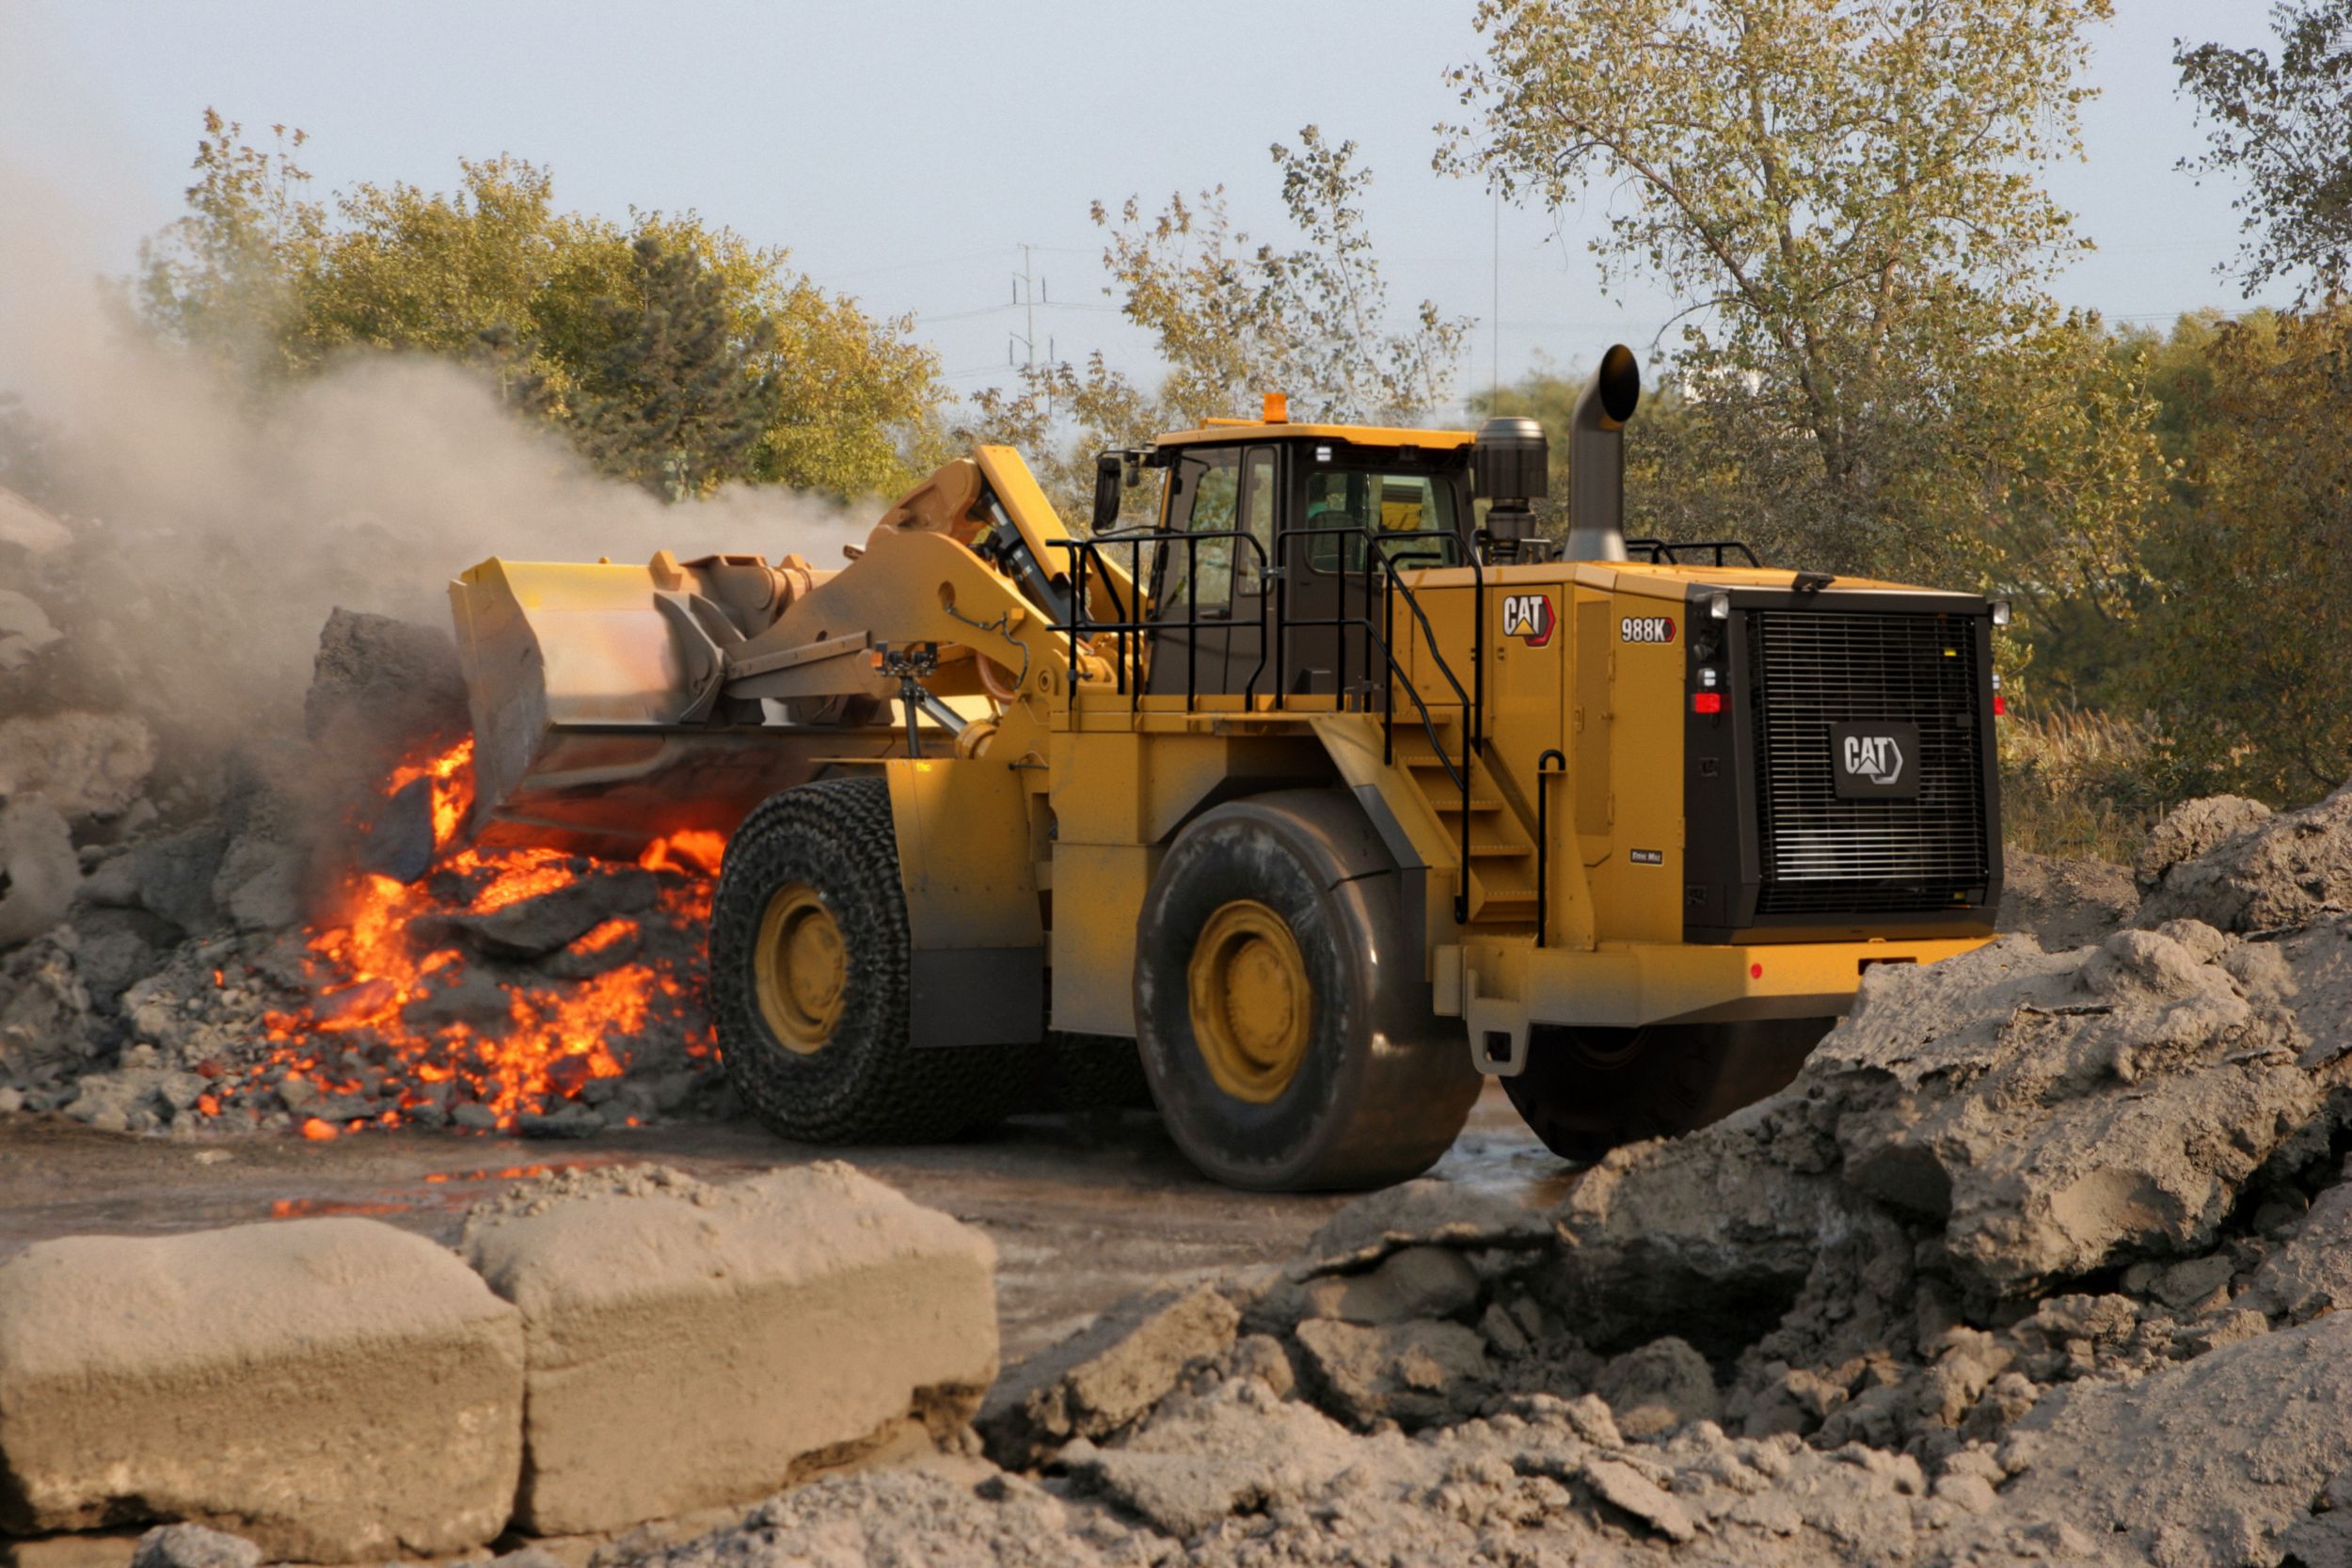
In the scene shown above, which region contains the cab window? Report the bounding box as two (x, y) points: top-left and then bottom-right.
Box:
(1234, 447), (1278, 594)
(1304, 469), (1459, 573)
(1162, 448), (1240, 608)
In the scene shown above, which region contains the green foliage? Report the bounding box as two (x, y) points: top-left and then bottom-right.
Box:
(1443, 0), (2164, 634)
(2123, 306), (2352, 800)
(566, 236), (781, 499)
(133, 112), (945, 501)
(2177, 1), (2352, 304)
(968, 126), (1472, 523)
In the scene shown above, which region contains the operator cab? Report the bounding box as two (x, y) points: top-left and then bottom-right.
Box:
(1104, 413), (1477, 701)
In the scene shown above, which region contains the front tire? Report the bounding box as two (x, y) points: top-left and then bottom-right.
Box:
(1134, 795), (1480, 1192)
(709, 776), (1012, 1144)
(1502, 1018), (1831, 1164)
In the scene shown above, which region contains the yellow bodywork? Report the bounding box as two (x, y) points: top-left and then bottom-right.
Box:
(450, 435), (1992, 1053)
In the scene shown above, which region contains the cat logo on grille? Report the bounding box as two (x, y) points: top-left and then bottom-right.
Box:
(1501, 593), (1556, 647)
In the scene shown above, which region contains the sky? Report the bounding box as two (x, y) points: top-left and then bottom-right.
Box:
(0, 0), (2294, 419)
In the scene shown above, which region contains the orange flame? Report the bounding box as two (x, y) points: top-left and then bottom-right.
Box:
(201, 737), (717, 1135)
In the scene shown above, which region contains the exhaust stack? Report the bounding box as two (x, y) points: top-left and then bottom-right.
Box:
(1563, 344), (1641, 562)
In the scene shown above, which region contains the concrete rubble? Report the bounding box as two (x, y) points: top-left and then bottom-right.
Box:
(500, 784), (2352, 1567)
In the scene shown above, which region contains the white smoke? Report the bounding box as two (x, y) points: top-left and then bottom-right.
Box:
(0, 42), (873, 753)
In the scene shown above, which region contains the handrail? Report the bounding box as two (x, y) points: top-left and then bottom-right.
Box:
(1534, 749), (1567, 946)
(1046, 520), (1489, 923)
(1624, 537), (1761, 568)
(1049, 531), (1269, 710)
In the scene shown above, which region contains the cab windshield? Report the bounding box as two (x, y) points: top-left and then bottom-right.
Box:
(1302, 468), (1462, 573)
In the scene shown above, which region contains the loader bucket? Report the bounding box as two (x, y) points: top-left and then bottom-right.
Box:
(448, 557), (890, 858)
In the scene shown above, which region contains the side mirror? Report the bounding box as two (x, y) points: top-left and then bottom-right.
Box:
(1092, 452), (1125, 533)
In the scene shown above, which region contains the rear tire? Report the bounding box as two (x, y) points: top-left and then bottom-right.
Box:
(1134, 795), (1480, 1191)
(1502, 1018), (1831, 1164)
(709, 776), (1013, 1144)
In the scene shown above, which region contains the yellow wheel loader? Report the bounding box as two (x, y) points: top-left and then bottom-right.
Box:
(449, 345), (2004, 1191)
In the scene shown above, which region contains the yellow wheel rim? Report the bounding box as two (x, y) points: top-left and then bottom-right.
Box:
(754, 883), (846, 1055)
(1187, 899), (1312, 1103)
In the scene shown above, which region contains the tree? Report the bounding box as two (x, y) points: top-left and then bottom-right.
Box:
(133, 110), (324, 386)
(2125, 307), (2352, 800)
(2177, 2), (2352, 305)
(134, 114), (946, 501)
(1441, 0), (2161, 624)
(567, 235), (780, 499)
(293, 156), (565, 369)
(968, 127), (1472, 522)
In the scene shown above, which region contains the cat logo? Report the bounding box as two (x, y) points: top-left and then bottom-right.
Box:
(1501, 593), (1556, 647)
(1829, 720), (1921, 800)
(1844, 734), (1906, 785)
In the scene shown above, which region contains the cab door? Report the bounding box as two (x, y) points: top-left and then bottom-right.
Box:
(1218, 445), (1280, 699)
(1146, 445), (1240, 700)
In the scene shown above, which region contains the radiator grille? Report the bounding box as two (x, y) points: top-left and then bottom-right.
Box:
(1748, 610), (1993, 916)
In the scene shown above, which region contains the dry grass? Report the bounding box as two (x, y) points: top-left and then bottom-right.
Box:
(1999, 706), (2178, 863)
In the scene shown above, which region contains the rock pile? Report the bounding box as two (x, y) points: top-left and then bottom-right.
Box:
(575, 788), (2352, 1567)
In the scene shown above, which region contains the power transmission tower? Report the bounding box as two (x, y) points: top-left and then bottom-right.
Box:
(1009, 243), (1055, 417)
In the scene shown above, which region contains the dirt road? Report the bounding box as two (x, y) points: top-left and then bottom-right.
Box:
(0, 1084), (1565, 1361)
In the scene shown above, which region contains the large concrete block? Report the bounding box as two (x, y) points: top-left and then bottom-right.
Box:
(461, 1163), (998, 1536)
(0, 1218), (524, 1562)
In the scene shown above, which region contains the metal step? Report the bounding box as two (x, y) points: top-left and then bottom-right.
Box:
(1431, 795), (1506, 813)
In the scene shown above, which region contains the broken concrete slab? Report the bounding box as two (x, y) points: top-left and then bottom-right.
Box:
(434, 866), (657, 958)
(461, 1162), (997, 1537)
(129, 1524), (262, 1568)
(0, 797), (78, 948)
(1995, 848), (2136, 951)
(0, 932), (97, 1082)
(980, 1280), (1238, 1466)
(1290, 1177), (1552, 1275)
(2136, 783), (2352, 933)
(0, 589), (60, 673)
(1067, 1379), (1360, 1540)
(1292, 1317), (1493, 1430)
(0, 1217), (523, 1561)
(1299, 1243), (1480, 1325)
(1818, 925), (2319, 1303)
(0, 712), (152, 825)
(1993, 1310), (2352, 1568)
(2136, 793), (2274, 891)
(1593, 1336), (1722, 1440)
(1579, 1455), (1698, 1543)
(127, 825), (229, 938)
(2244, 1174), (2352, 1323)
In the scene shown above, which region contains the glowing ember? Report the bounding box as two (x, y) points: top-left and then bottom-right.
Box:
(199, 736), (718, 1135)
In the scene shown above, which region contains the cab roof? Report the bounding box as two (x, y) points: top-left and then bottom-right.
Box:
(1153, 420), (1475, 451)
